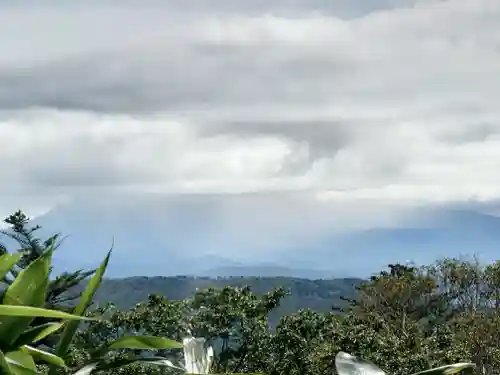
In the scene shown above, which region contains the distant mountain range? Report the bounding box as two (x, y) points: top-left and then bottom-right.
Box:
(89, 276), (363, 324)
(18, 193), (500, 278)
(200, 265), (335, 279)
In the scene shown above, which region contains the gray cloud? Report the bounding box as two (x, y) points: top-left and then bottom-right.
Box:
(160, 0), (420, 17)
(434, 122), (500, 144)
(0, 0), (420, 19)
(0, 43), (356, 113)
(0, 0), (500, 211)
(205, 120), (353, 156)
(0, 1), (447, 114)
(1, 0), (500, 265)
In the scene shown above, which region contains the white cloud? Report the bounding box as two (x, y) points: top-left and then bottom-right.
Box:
(0, 0), (499, 234)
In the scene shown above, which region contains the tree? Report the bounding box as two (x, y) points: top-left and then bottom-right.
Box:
(0, 210), (95, 309)
(338, 264), (450, 335)
(429, 258), (500, 375)
(315, 263), (474, 375)
(73, 285), (287, 375)
(188, 285), (286, 374)
(269, 309), (332, 375)
(0, 210), (96, 351)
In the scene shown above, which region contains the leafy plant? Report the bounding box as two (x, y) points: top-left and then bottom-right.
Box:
(46, 248), (185, 375)
(0, 210), (95, 349)
(0, 247), (92, 375)
(0, 240), (184, 375)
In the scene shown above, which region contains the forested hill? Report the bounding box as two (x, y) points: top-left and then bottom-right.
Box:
(92, 276), (362, 323)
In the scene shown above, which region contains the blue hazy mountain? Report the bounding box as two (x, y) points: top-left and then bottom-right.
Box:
(200, 264), (335, 279)
(291, 208), (500, 276)
(24, 195), (500, 278)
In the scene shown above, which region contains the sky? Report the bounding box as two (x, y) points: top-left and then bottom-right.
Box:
(1, 0), (500, 270)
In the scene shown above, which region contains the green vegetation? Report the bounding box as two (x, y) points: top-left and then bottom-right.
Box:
(0, 243), (183, 375)
(90, 276), (361, 326)
(0, 210), (493, 375)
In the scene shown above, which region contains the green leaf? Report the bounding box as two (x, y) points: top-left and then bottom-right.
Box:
(95, 356), (178, 372)
(411, 363), (475, 375)
(21, 346), (66, 368)
(91, 335), (182, 360)
(7, 361), (40, 375)
(53, 249), (112, 373)
(0, 349), (15, 375)
(15, 322), (66, 347)
(0, 247), (53, 346)
(106, 335), (183, 350)
(70, 357), (180, 375)
(0, 253), (23, 280)
(0, 305), (95, 320)
(1, 350), (41, 375)
(5, 351), (36, 371)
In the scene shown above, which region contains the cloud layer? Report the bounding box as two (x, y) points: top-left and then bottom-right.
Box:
(0, 0), (499, 256)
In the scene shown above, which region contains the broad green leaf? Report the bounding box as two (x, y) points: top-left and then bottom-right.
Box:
(0, 351), (39, 375)
(95, 356), (177, 372)
(0, 253), (23, 280)
(412, 363), (475, 375)
(15, 322), (66, 347)
(71, 359), (174, 375)
(0, 305), (94, 320)
(21, 346), (66, 368)
(6, 361), (40, 375)
(0, 350), (14, 375)
(0, 247), (53, 346)
(106, 335), (183, 350)
(5, 351), (36, 371)
(91, 335), (182, 360)
(53, 249), (112, 375)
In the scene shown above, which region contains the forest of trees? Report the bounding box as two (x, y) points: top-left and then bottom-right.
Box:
(1, 210), (499, 375)
(89, 275), (362, 326)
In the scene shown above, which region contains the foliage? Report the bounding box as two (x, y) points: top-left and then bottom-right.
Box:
(0, 246), (92, 375)
(0, 235), (184, 375)
(0, 210), (95, 347)
(70, 260), (486, 375)
(88, 276), (360, 326)
(0, 209), (495, 375)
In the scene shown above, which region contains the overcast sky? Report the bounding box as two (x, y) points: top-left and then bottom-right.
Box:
(0, 0), (499, 261)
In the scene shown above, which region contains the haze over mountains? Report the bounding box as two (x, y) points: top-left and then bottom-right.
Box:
(25, 193), (500, 279)
(1, 1), (500, 283)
